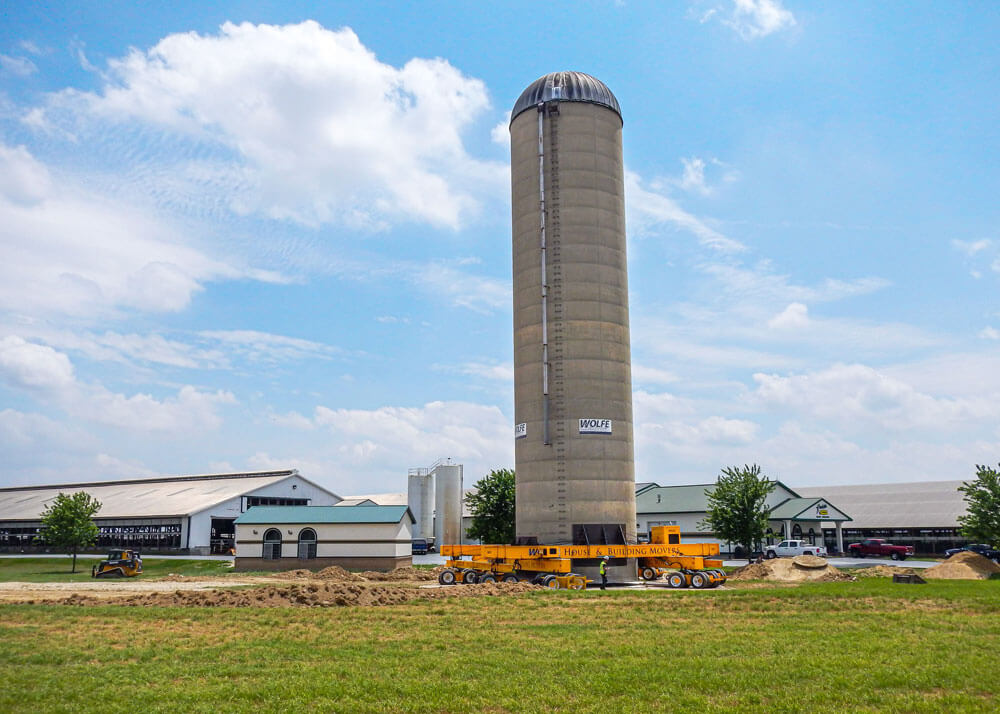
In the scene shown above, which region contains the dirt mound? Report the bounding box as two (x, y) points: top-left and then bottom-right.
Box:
(792, 554), (828, 569)
(54, 581), (541, 608)
(924, 551), (1000, 580)
(852, 565), (918, 578)
(267, 565), (437, 582)
(269, 569), (315, 580)
(358, 566), (443, 582)
(729, 558), (852, 583)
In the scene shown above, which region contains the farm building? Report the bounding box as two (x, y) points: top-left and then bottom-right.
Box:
(233, 505), (415, 571)
(0, 470), (340, 555)
(796, 481), (968, 555)
(638, 479), (971, 556)
(636, 482), (852, 555)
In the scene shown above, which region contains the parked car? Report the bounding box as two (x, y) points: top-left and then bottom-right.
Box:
(943, 543), (1000, 561)
(764, 540), (827, 558)
(411, 538), (430, 555)
(847, 538), (915, 561)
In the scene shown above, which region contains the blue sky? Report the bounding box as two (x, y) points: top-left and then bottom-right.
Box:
(1, 1), (998, 495)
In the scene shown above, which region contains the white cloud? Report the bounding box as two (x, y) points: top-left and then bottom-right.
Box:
(951, 239), (991, 256)
(701, 261), (889, 304)
(42, 21), (504, 230)
(460, 362), (514, 382)
(0, 54), (37, 77)
(198, 330), (341, 363)
(0, 143), (51, 205)
(0, 336), (75, 392)
(95, 452), (159, 479)
(767, 302), (809, 329)
(45, 330), (227, 370)
(631, 365), (680, 386)
(679, 157), (710, 195)
(84, 384), (236, 431)
(979, 326), (999, 340)
(232, 400), (514, 493)
(491, 111), (512, 146)
(752, 363), (1000, 432)
(725, 0), (797, 39)
(626, 171), (746, 253)
(0, 336), (235, 433)
(414, 261), (510, 313)
(0, 141), (264, 319)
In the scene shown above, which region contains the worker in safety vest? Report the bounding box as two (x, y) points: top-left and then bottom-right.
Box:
(599, 556), (609, 590)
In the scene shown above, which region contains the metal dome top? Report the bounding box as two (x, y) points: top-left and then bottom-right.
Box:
(510, 71), (622, 125)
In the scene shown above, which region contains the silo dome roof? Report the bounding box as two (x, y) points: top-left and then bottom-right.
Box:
(511, 71), (622, 125)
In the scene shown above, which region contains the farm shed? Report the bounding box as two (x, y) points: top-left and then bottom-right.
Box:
(233, 504), (415, 571)
(0, 470), (340, 555)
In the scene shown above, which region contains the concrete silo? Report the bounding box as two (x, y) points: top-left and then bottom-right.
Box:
(510, 72), (636, 578)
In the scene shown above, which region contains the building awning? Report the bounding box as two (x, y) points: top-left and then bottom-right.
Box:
(768, 497), (851, 522)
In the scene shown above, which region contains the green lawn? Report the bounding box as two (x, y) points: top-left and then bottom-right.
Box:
(1, 579), (997, 713)
(0, 557), (233, 582)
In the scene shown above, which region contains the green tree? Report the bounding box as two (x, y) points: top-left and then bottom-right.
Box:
(36, 491), (102, 573)
(465, 468), (515, 545)
(958, 464), (1000, 547)
(698, 464), (775, 563)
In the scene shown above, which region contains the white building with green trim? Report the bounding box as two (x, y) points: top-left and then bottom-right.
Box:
(635, 482), (851, 556)
(234, 504), (415, 571)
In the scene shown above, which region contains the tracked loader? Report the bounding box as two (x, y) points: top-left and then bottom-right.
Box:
(91, 549), (143, 578)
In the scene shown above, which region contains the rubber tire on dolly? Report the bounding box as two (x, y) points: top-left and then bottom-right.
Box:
(667, 572), (686, 589)
(690, 572), (709, 589)
(501, 573), (519, 583)
(566, 574), (585, 590)
(478, 573), (496, 583)
(438, 569), (457, 586)
(541, 574), (559, 589)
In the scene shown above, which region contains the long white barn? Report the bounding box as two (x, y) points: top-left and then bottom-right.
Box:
(0, 470), (341, 555)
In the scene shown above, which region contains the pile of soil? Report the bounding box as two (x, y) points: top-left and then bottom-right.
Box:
(53, 581), (541, 608)
(270, 566), (366, 582)
(357, 566), (443, 582)
(729, 557), (853, 583)
(852, 565), (918, 578)
(923, 551), (1000, 580)
(792, 554), (828, 569)
(270, 565), (441, 582)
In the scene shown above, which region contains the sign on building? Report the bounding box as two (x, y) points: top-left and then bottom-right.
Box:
(579, 418), (612, 434)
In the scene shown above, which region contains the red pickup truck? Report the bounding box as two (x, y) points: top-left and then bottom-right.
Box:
(848, 538), (915, 561)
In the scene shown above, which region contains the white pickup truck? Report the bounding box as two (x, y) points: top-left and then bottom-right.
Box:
(765, 540), (827, 559)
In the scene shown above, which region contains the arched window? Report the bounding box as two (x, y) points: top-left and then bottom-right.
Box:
(262, 529), (282, 560)
(297, 528), (317, 560)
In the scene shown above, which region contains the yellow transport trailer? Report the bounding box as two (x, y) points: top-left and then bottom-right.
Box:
(440, 526), (726, 590)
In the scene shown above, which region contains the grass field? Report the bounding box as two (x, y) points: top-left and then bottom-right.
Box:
(1, 578), (998, 713)
(0, 557), (232, 582)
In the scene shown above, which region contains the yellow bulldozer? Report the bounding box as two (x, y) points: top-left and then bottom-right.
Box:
(91, 549), (143, 578)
